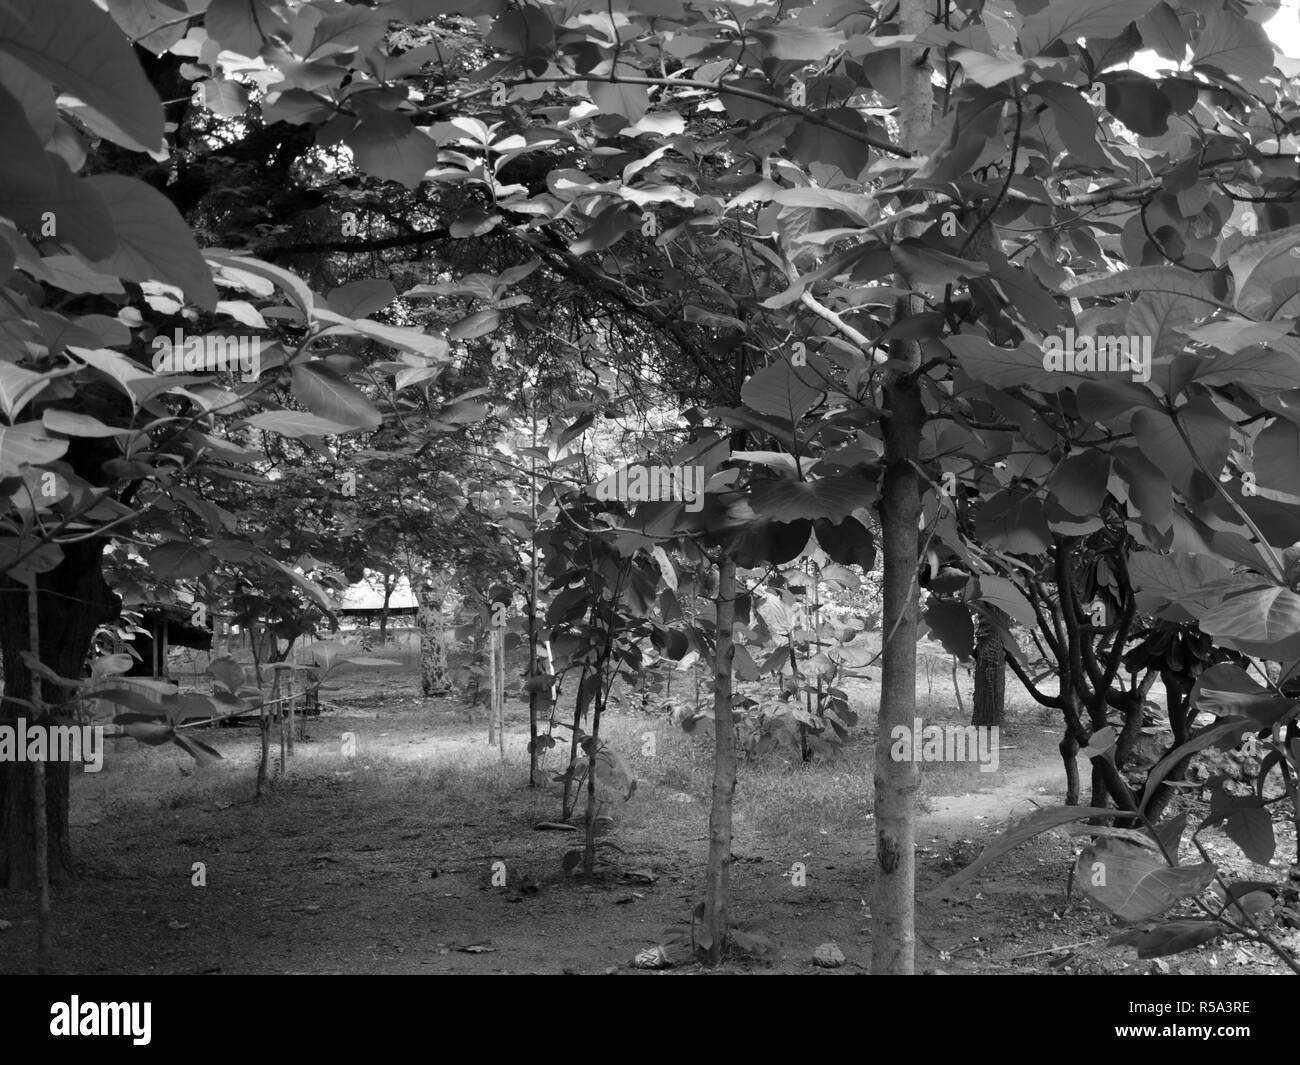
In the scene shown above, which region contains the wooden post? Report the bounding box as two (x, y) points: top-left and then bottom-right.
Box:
(271, 664), (294, 774)
(286, 671), (295, 757)
(259, 669), (278, 798)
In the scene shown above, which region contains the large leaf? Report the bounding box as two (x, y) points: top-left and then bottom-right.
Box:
(0, 364), (49, 422)
(328, 279), (397, 319)
(1189, 345), (1300, 393)
(2, 153), (117, 261)
(1045, 451), (1110, 516)
(975, 575), (1036, 628)
(145, 542), (213, 579)
(0, 535), (62, 582)
(343, 113), (442, 189)
(1190, 662), (1294, 724)
(947, 334), (1065, 392)
(1191, 10), (1274, 81)
(241, 410), (355, 438)
(258, 554), (338, 613)
(741, 357), (827, 421)
(1019, 0), (1161, 56)
(85, 176), (218, 310)
(749, 474), (875, 523)
(1227, 223), (1300, 310)
(0, 0), (164, 152)
(1137, 3), (1188, 62)
(953, 48), (1027, 87)
(1061, 266), (1231, 310)
(589, 79), (648, 123)
(1253, 419), (1300, 504)
(1033, 82), (1108, 168)
(728, 518), (811, 569)
(291, 363), (382, 431)
(1075, 838), (1215, 920)
(1218, 807), (1275, 865)
(570, 203), (636, 256)
(1127, 551), (1232, 614)
(205, 0), (291, 58)
(923, 598), (974, 660)
(813, 514), (876, 570)
(1130, 397), (1231, 497)
(308, 4), (390, 57)
(0, 80), (55, 198)
(752, 25), (844, 61)
(0, 422), (68, 476)
(206, 251), (314, 319)
(1109, 920), (1221, 959)
(1198, 587), (1300, 659)
(311, 308), (448, 357)
(974, 491), (1051, 554)
(105, 0), (190, 55)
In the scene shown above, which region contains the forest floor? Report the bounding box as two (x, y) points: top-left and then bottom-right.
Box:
(1, 644), (1296, 975)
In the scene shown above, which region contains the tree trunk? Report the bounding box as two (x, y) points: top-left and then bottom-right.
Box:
(414, 572), (452, 698)
(699, 556), (737, 966)
(581, 667), (609, 877)
(562, 667), (593, 821)
(378, 572), (395, 643)
(527, 453), (541, 786)
(487, 626), (497, 745)
(0, 538), (118, 888)
(496, 624), (506, 760)
(871, 0), (933, 975)
(972, 607), (1007, 727)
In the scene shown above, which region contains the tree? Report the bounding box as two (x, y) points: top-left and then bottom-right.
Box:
(971, 607), (1006, 728)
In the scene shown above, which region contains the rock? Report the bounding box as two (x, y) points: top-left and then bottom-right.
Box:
(812, 942), (846, 968)
(633, 945), (673, 970)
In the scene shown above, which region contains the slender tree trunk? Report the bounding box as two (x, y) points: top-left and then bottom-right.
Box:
(496, 625), (506, 761)
(562, 667), (592, 820)
(581, 673), (609, 877)
(527, 451), (541, 786)
(487, 625), (497, 745)
(972, 607), (1007, 727)
(0, 538), (117, 888)
(379, 573), (395, 643)
(699, 557), (737, 966)
(414, 572), (452, 697)
(249, 622), (264, 687)
(467, 614), (485, 720)
(871, 0), (933, 974)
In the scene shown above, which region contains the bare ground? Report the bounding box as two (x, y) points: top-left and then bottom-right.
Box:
(0, 665), (1295, 975)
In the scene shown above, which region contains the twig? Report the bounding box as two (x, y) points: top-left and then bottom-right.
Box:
(1001, 939), (1100, 962)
